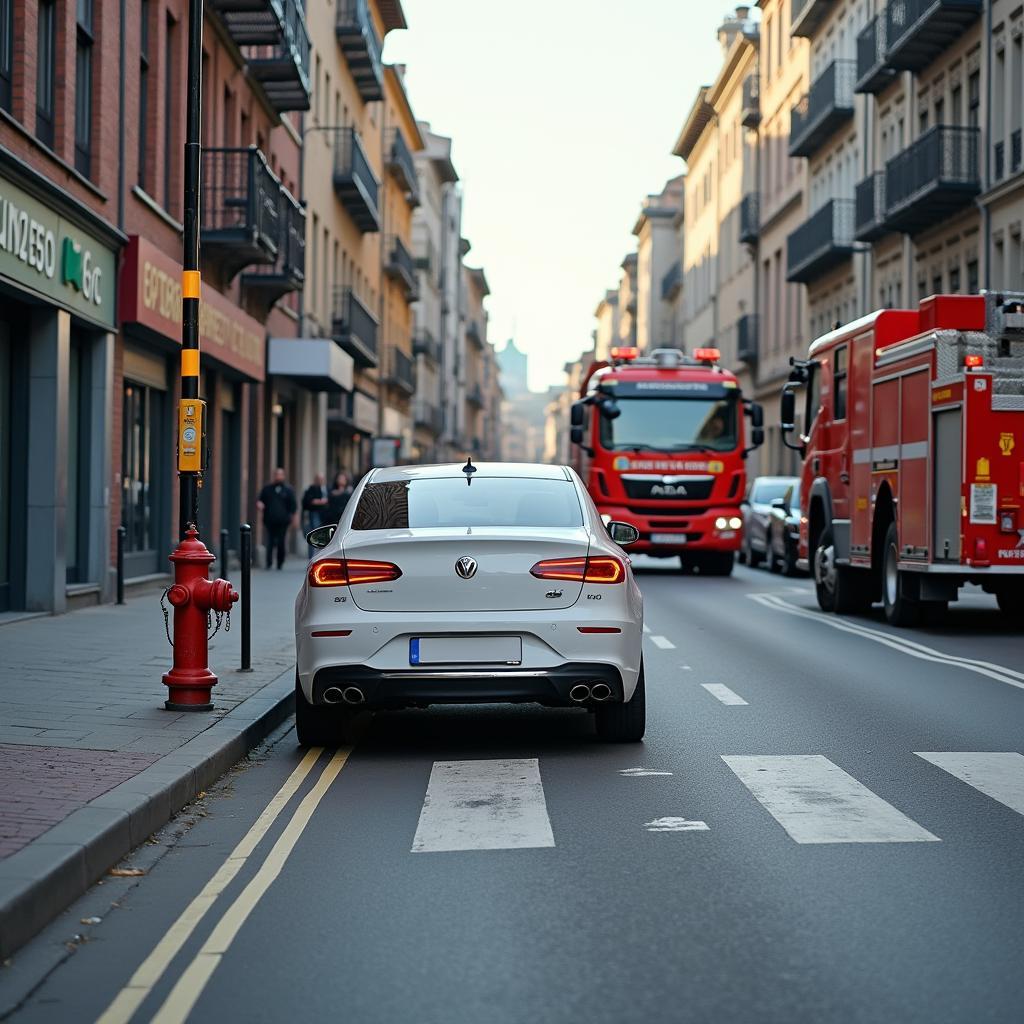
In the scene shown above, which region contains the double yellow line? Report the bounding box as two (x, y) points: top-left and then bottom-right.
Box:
(97, 747), (350, 1024)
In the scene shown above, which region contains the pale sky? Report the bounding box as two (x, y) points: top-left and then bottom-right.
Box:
(384, 1), (735, 392)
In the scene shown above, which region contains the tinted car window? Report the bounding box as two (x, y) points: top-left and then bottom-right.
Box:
(352, 478), (584, 530)
(752, 481), (793, 504)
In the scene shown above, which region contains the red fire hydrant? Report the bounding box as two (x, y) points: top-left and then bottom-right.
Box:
(162, 528), (239, 711)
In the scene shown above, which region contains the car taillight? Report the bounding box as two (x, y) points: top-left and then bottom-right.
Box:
(308, 559), (402, 587)
(530, 556), (625, 584)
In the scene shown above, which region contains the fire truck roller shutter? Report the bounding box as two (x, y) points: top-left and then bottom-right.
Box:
(933, 408), (962, 563)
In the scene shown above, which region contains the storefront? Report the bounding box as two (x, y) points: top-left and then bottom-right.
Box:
(0, 162), (120, 613)
(119, 236), (266, 575)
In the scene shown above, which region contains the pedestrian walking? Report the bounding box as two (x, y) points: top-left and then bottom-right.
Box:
(302, 473), (330, 557)
(256, 468), (298, 570)
(327, 471), (354, 523)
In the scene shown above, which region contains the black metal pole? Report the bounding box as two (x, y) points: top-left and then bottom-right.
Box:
(220, 527), (229, 576)
(116, 525), (126, 605)
(239, 523), (252, 671)
(178, 0), (203, 538)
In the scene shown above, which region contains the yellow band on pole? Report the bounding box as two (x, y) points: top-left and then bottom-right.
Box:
(181, 349), (200, 377)
(182, 270), (201, 299)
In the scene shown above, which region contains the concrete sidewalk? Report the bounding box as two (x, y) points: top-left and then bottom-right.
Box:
(0, 561), (305, 957)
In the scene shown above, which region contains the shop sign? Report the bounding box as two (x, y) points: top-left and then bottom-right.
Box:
(0, 174), (117, 329)
(119, 236), (265, 381)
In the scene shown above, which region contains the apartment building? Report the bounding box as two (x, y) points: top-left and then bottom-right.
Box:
(632, 175), (684, 352)
(674, 9), (759, 391)
(593, 290), (620, 361)
(616, 252), (638, 346)
(410, 123), (458, 462)
(462, 263), (489, 454)
(661, 199), (686, 349)
(0, 0), (308, 611)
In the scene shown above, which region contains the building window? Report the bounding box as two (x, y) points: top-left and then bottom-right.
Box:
(967, 257), (979, 293)
(0, 0), (12, 112)
(968, 70), (980, 130)
(164, 15), (176, 211)
(139, 0), (151, 189)
(36, 0), (56, 148)
(75, 0), (95, 177)
(833, 346), (848, 420)
(950, 265), (961, 292)
(932, 271), (943, 295)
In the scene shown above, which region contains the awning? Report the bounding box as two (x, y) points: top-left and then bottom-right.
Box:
(267, 337), (354, 392)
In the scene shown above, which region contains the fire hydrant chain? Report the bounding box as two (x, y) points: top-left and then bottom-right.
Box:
(160, 587), (174, 647)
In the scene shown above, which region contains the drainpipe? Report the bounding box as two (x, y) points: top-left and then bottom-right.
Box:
(117, 0), (126, 228)
(983, 0), (992, 289)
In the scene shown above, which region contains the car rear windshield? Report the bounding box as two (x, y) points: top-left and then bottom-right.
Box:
(351, 478), (585, 530)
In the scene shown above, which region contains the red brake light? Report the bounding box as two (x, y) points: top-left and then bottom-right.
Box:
(965, 353), (983, 368)
(308, 559), (402, 587)
(530, 556), (625, 584)
(694, 347), (720, 362)
(610, 346), (639, 362)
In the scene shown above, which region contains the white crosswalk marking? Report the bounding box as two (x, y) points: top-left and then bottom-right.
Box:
(915, 752), (1024, 817)
(702, 684), (748, 705)
(649, 635), (675, 649)
(411, 759), (555, 853)
(723, 755), (940, 844)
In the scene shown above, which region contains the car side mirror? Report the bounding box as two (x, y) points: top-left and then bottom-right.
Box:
(306, 524), (336, 549)
(607, 521), (639, 546)
(770, 497), (787, 511)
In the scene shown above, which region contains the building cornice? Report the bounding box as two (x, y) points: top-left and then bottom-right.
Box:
(672, 86), (715, 162)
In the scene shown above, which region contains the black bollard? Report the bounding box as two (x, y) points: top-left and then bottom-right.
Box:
(220, 527), (229, 577)
(239, 523), (252, 671)
(116, 525), (126, 605)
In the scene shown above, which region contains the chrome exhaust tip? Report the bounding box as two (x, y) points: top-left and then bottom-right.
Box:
(342, 686), (365, 705)
(590, 682), (612, 702)
(569, 684), (592, 703)
(322, 686), (344, 705)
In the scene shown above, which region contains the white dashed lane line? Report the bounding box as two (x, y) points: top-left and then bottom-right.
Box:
(649, 635), (676, 650)
(702, 683), (749, 706)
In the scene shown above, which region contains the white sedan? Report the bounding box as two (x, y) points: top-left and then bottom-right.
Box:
(295, 462), (645, 744)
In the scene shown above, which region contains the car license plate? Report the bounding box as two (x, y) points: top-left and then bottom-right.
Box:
(650, 533), (687, 545)
(409, 636), (523, 666)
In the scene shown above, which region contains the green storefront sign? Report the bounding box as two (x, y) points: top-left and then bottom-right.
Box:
(0, 174), (117, 330)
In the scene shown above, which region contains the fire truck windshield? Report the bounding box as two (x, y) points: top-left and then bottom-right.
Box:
(598, 397), (738, 452)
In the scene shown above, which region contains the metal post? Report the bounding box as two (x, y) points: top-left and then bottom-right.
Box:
(239, 523), (252, 671)
(220, 527), (229, 577)
(116, 525), (126, 605)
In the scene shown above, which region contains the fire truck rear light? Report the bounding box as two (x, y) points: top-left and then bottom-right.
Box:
(694, 347), (720, 362)
(530, 556), (626, 584)
(965, 354), (984, 368)
(610, 346), (639, 361)
(999, 510), (1017, 533)
(309, 559), (403, 587)
(974, 537), (989, 561)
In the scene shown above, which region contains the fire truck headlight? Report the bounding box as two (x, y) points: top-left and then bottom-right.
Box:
(999, 510), (1017, 533)
(728, 516), (742, 530)
(715, 517), (729, 530)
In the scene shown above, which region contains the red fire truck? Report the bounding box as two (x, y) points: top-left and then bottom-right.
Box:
(569, 346), (764, 575)
(781, 292), (1024, 625)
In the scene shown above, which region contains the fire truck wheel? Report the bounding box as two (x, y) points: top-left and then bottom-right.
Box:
(701, 552), (735, 576)
(814, 525), (872, 615)
(882, 523), (921, 627)
(595, 661), (646, 743)
(996, 591), (1024, 619)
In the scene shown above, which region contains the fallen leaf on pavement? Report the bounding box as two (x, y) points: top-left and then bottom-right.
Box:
(108, 868), (146, 877)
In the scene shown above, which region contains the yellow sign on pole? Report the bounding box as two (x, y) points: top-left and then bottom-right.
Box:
(177, 398), (206, 472)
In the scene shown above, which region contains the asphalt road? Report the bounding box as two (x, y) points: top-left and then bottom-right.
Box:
(4, 562), (1024, 1024)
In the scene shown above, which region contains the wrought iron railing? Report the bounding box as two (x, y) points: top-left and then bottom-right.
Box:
(739, 192), (760, 245)
(885, 125), (980, 218)
(790, 59), (856, 157)
(333, 128), (380, 231)
(786, 198), (855, 283)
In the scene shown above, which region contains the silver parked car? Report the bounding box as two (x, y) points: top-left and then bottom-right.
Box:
(740, 476), (799, 568)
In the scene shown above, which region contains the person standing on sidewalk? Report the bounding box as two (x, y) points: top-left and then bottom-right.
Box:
(327, 471), (354, 524)
(256, 468), (298, 570)
(302, 473), (329, 557)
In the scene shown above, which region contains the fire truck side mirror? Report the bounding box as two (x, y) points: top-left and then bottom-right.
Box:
(570, 401), (586, 428)
(570, 426), (584, 446)
(780, 387), (806, 455)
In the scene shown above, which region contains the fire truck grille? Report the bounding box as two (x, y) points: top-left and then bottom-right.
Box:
(622, 478), (715, 500)
(627, 506), (709, 518)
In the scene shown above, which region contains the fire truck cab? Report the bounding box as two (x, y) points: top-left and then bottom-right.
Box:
(782, 292), (1024, 626)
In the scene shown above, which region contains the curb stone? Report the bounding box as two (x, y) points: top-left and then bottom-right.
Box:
(0, 668), (295, 960)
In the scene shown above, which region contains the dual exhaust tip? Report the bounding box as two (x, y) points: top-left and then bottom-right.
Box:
(569, 682), (613, 703)
(323, 686), (365, 706)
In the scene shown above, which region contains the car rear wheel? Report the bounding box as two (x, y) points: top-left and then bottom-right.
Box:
(595, 662), (645, 743)
(748, 541), (764, 568)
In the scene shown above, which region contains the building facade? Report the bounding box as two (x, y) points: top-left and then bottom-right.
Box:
(632, 175), (684, 352)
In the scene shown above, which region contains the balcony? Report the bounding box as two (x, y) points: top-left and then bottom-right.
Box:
(739, 192), (760, 245)
(786, 198), (855, 283)
(242, 0), (311, 113)
(332, 288), (379, 367)
(242, 186), (305, 308)
(789, 60), (855, 158)
(386, 129), (420, 206)
(335, 0), (384, 102)
(466, 318), (484, 349)
(415, 402), (444, 436)
(384, 236), (418, 300)
(333, 129), (380, 232)
(413, 329), (442, 364)
(736, 314), (758, 365)
(791, 0), (835, 38)
(885, 0), (982, 73)
(660, 260), (682, 301)
(854, 172), (888, 242)
(207, 0), (284, 44)
(201, 147), (280, 279)
(387, 348), (416, 396)
(856, 15), (896, 94)
(884, 126), (980, 235)
(741, 74), (760, 129)
(466, 383), (484, 408)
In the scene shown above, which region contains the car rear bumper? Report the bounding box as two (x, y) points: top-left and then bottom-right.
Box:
(309, 661), (627, 709)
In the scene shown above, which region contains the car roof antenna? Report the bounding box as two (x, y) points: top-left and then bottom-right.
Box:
(462, 456), (477, 485)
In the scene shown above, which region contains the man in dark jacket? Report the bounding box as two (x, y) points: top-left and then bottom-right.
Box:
(256, 468), (298, 570)
(302, 473), (329, 557)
